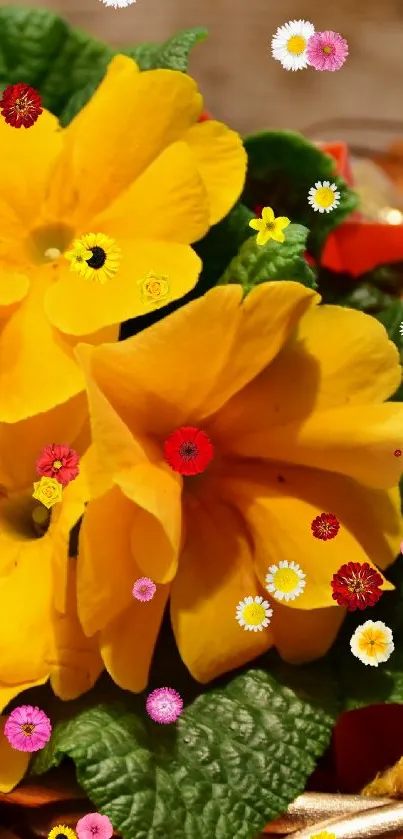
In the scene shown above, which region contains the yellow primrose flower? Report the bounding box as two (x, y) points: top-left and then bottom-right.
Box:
(249, 206), (291, 245)
(0, 54), (246, 423)
(75, 281), (403, 692)
(32, 476), (63, 509)
(0, 402), (102, 792)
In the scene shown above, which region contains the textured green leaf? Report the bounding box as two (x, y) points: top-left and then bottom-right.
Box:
(330, 557), (403, 710)
(218, 223), (317, 292)
(0, 8), (207, 124)
(194, 202), (255, 290)
(32, 667), (336, 839)
(242, 131), (358, 256)
(124, 27), (207, 72)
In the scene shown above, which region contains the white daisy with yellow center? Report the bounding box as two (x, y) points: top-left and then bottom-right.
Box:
(350, 620), (394, 667)
(308, 181), (341, 214)
(271, 20), (315, 71)
(236, 595), (273, 632)
(265, 560), (306, 602)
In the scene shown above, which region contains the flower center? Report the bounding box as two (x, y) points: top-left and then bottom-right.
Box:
(44, 247), (61, 261)
(286, 35), (306, 55)
(53, 460), (63, 469)
(178, 441), (198, 461)
(273, 568), (299, 593)
(360, 631), (387, 654)
(27, 223), (74, 265)
(322, 45), (333, 55)
(86, 246), (106, 269)
(0, 491), (52, 541)
(242, 603), (266, 625)
(347, 579), (365, 593)
(265, 221), (275, 231)
(21, 722), (35, 736)
(314, 187), (335, 209)
(55, 834), (67, 839)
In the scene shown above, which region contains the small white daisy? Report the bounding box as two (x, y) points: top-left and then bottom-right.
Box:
(399, 321), (403, 336)
(265, 560), (306, 602)
(271, 20), (315, 71)
(308, 181), (341, 214)
(99, 0), (136, 7)
(350, 620), (394, 667)
(236, 595), (273, 632)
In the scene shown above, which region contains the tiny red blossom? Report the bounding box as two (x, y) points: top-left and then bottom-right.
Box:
(0, 83), (42, 128)
(311, 512), (340, 540)
(331, 561), (384, 610)
(164, 426), (214, 476)
(36, 444), (80, 487)
(394, 449), (402, 457)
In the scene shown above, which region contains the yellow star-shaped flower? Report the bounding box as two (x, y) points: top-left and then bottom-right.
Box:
(32, 476), (63, 509)
(249, 206), (291, 246)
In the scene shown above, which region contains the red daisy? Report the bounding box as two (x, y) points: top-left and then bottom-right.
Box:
(36, 444), (80, 487)
(164, 426), (214, 476)
(311, 511), (340, 540)
(331, 561), (384, 610)
(394, 449), (402, 457)
(0, 83), (42, 128)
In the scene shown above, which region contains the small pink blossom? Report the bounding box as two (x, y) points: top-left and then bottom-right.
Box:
(36, 443), (80, 487)
(76, 813), (113, 839)
(146, 687), (183, 724)
(4, 705), (51, 752)
(307, 30), (348, 71)
(132, 576), (156, 602)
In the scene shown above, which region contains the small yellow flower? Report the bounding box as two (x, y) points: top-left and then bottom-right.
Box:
(139, 273), (170, 307)
(64, 232), (121, 284)
(249, 206), (291, 246)
(350, 620), (394, 667)
(32, 476), (63, 509)
(48, 826), (77, 839)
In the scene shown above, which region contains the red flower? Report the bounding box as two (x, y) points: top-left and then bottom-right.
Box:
(394, 449), (402, 457)
(164, 426), (214, 476)
(319, 141), (403, 277)
(311, 512), (340, 541)
(36, 444), (80, 487)
(331, 561), (384, 610)
(0, 83), (42, 128)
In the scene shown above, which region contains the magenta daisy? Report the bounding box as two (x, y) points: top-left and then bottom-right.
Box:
(4, 705), (51, 752)
(307, 30), (348, 71)
(76, 813), (113, 839)
(146, 687), (184, 724)
(132, 576), (157, 602)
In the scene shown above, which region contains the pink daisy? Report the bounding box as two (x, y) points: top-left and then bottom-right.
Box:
(36, 443), (80, 487)
(76, 813), (113, 839)
(4, 705), (51, 752)
(132, 576), (157, 602)
(146, 687), (184, 724)
(306, 30), (348, 71)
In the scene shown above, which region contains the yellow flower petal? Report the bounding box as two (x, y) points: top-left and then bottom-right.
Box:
(0, 110), (62, 228)
(270, 229), (286, 244)
(0, 718), (30, 792)
(256, 229), (271, 246)
(74, 282), (317, 438)
(210, 301), (402, 448)
(99, 585), (169, 693)
(218, 461), (398, 610)
(92, 141), (210, 244)
(0, 393), (89, 494)
(261, 207), (275, 224)
(45, 241), (201, 336)
(171, 495), (274, 683)
(0, 269), (30, 308)
(275, 217), (291, 231)
(272, 604), (345, 664)
(182, 120), (247, 224)
(47, 563), (103, 700)
(248, 219), (262, 231)
(45, 55), (203, 226)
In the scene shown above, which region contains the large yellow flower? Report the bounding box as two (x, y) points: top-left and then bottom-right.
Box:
(0, 55), (246, 423)
(75, 281), (403, 691)
(0, 398), (102, 792)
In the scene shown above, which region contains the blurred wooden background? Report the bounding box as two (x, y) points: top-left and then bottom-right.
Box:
(1, 0), (403, 142)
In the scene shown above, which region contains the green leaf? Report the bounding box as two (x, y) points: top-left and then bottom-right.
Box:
(33, 667), (336, 839)
(218, 223), (317, 292)
(124, 27), (208, 72)
(0, 8), (207, 124)
(194, 202), (256, 291)
(330, 557), (403, 710)
(242, 131), (358, 256)
(0, 7), (114, 117)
